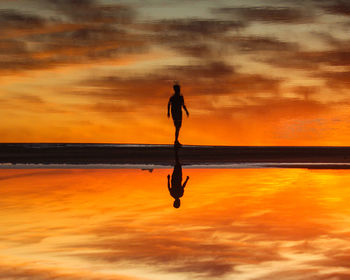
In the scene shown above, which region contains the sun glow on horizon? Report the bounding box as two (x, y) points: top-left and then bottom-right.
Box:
(1, 0), (350, 145)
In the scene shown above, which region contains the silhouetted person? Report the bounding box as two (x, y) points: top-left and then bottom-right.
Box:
(167, 148), (189, 208)
(167, 84), (189, 146)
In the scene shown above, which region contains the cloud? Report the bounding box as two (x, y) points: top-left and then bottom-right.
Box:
(3, 169), (350, 279)
(0, 9), (45, 31)
(290, 85), (321, 99)
(143, 18), (246, 58)
(0, 3), (147, 74)
(259, 33), (350, 72)
(45, 0), (136, 24)
(213, 6), (314, 24)
(59, 175), (339, 278)
(319, 0), (350, 16)
(316, 250), (350, 269)
(0, 262), (143, 280)
(253, 269), (350, 280)
(185, 71), (281, 96)
(169, 42), (216, 57)
(317, 70), (350, 89)
(0, 93), (68, 114)
(31, 24), (146, 60)
(262, 49), (350, 70)
(0, 39), (27, 55)
(144, 16), (300, 63)
(72, 227), (283, 278)
(150, 19), (245, 36)
(170, 61), (235, 78)
(1, 0), (349, 144)
(50, 171), (341, 278)
(226, 35), (299, 52)
(167, 35), (297, 57)
(74, 62), (281, 115)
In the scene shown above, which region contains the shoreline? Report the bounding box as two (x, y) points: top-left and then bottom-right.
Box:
(1, 143), (350, 168)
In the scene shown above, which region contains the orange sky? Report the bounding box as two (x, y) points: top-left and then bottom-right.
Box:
(1, 0), (350, 145)
(1, 168), (350, 279)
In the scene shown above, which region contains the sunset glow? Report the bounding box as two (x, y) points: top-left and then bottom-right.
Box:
(1, 168), (350, 279)
(1, 0), (350, 145)
(3, 2), (350, 279)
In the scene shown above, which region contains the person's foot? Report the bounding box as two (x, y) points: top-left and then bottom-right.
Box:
(174, 140), (182, 147)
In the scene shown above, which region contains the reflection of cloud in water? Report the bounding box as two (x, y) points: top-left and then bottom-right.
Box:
(1, 169), (350, 279)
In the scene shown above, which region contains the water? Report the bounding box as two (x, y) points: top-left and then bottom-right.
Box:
(1, 168), (350, 279)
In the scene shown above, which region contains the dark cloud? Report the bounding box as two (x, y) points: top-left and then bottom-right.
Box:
(31, 24), (146, 57)
(315, 50), (350, 66)
(0, 54), (51, 72)
(319, 0), (350, 16)
(144, 18), (246, 58)
(0, 3), (146, 74)
(312, 32), (348, 49)
(151, 19), (245, 36)
(170, 42), (215, 57)
(317, 70), (350, 89)
(263, 49), (350, 70)
(146, 17), (300, 60)
(0, 9), (45, 30)
(226, 36), (299, 52)
(42, 25), (126, 46)
(213, 6), (314, 24)
(0, 39), (27, 55)
(262, 33), (350, 72)
(78, 62), (280, 106)
(82, 61), (237, 95)
(262, 52), (317, 70)
(186, 72), (281, 96)
(80, 75), (172, 102)
(46, 0), (136, 24)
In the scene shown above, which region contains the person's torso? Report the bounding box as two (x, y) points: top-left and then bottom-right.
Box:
(170, 186), (184, 198)
(170, 166), (183, 198)
(170, 95), (184, 113)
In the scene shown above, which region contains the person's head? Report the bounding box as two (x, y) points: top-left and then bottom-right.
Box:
(173, 198), (180, 208)
(173, 84), (180, 94)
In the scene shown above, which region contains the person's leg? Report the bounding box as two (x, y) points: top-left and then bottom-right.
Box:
(175, 124), (180, 143)
(173, 117), (182, 145)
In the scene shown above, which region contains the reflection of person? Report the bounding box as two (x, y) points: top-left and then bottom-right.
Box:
(167, 83), (189, 146)
(167, 149), (189, 208)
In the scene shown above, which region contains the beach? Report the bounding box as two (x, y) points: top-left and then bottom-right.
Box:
(1, 143), (350, 168)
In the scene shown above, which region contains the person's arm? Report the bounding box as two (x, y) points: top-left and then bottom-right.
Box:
(167, 99), (171, 118)
(167, 174), (171, 191)
(182, 98), (189, 117)
(182, 176), (189, 188)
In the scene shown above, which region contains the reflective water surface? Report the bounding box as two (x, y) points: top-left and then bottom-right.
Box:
(1, 168), (350, 279)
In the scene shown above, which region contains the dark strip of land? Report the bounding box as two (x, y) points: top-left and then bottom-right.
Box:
(1, 143), (350, 167)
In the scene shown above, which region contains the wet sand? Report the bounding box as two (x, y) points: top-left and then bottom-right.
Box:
(1, 143), (350, 168)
